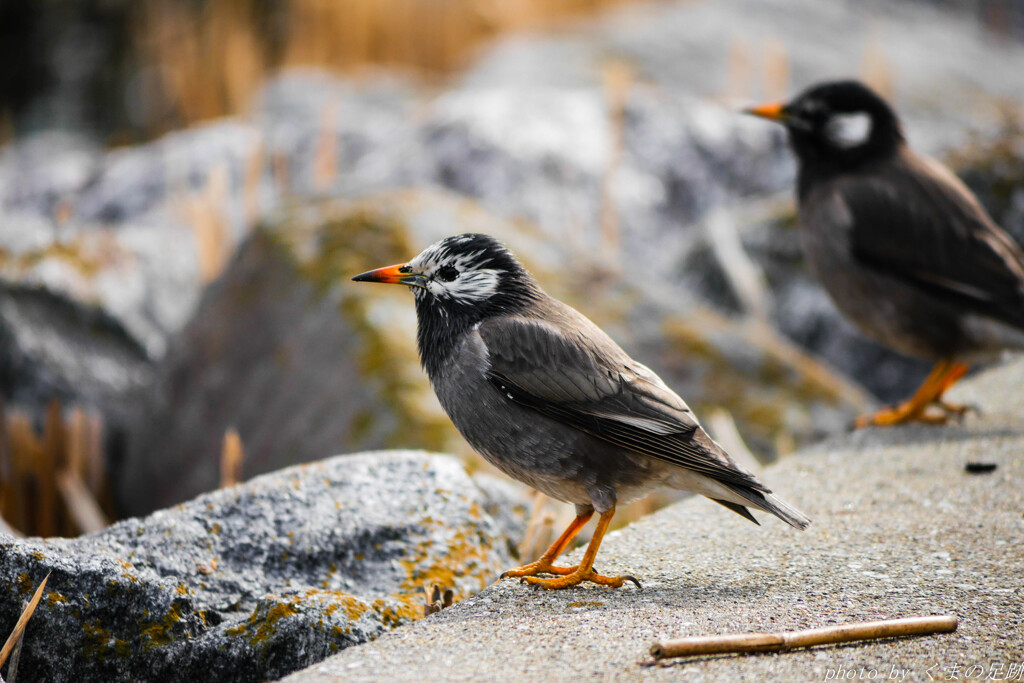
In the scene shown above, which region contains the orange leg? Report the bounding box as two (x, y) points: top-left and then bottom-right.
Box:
(855, 360), (971, 428)
(500, 511), (593, 578)
(521, 508), (641, 590)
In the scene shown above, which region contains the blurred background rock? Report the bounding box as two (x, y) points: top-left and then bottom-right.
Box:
(2, 0), (1024, 534)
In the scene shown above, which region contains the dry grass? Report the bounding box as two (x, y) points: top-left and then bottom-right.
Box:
(0, 401), (113, 538)
(176, 163), (233, 283)
(0, 572), (49, 682)
(220, 428), (245, 488)
(133, 0), (650, 130)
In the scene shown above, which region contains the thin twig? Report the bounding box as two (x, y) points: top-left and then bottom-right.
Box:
(650, 615), (958, 660)
(0, 573), (50, 669)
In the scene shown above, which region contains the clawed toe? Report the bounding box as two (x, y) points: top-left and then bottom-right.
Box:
(938, 400), (979, 420)
(522, 568), (640, 590)
(853, 360), (972, 430)
(501, 563), (578, 579)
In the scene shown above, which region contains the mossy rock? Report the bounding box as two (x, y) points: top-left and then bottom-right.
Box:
(0, 451), (515, 682)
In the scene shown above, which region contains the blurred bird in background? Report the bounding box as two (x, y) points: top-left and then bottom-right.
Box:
(353, 233), (809, 590)
(746, 80), (1024, 428)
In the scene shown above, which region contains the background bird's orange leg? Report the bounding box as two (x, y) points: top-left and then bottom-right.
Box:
(935, 362), (972, 416)
(522, 508), (641, 590)
(500, 511), (593, 578)
(855, 360), (970, 428)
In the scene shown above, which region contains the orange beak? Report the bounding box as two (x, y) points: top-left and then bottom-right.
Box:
(351, 262), (427, 289)
(743, 101), (788, 122)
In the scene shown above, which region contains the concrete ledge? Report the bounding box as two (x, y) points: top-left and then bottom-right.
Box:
(285, 359), (1024, 682)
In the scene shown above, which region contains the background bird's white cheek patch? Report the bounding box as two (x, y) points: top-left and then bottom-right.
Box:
(826, 112), (872, 148)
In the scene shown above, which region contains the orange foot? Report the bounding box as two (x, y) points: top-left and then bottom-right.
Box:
(855, 360), (970, 428)
(515, 507), (641, 591)
(500, 510), (593, 580)
(522, 567), (641, 590)
(500, 562), (578, 578)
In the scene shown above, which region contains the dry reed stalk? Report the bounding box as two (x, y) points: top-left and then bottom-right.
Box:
(0, 573), (50, 671)
(599, 59), (632, 269)
(272, 152), (291, 197)
(2, 403), (112, 537)
(703, 209), (772, 320)
(243, 138), (265, 227)
(860, 36), (893, 100)
(649, 616), (959, 660)
(84, 413), (105, 497)
(516, 491), (548, 560)
(66, 408), (88, 479)
(526, 512), (555, 562)
(4, 414), (38, 534)
(134, 0), (649, 129)
(763, 36), (790, 101)
(313, 100), (339, 191)
(180, 164), (231, 284)
(705, 409), (760, 474)
(221, 428), (245, 488)
(39, 401), (65, 537)
(56, 471), (108, 535)
(726, 35), (753, 101)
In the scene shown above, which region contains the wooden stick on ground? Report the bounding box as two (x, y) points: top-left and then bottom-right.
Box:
(650, 616), (958, 660)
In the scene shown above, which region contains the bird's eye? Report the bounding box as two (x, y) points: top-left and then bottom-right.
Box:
(437, 266), (459, 282)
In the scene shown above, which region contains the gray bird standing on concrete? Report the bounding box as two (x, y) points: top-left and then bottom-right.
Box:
(353, 234), (809, 590)
(746, 80), (1024, 428)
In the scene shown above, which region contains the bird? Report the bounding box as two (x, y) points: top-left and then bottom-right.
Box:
(745, 80), (1024, 428)
(353, 233), (809, 590)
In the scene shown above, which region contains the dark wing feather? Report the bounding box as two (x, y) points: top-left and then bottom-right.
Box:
(478, 313), (766, 492)
(840, 150), (1024, 328)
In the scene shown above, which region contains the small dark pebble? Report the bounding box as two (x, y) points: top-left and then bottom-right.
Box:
(965, 462), (997, 474)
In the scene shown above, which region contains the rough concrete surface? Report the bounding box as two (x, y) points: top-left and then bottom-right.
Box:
(285, 358), (1024, 683)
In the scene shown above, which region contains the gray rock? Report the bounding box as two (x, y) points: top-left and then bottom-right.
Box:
(462, 0), (1024, 155)
(117, 221), (427, 516)
(0, 283), (153, 427)
(0, 450), (518, 682)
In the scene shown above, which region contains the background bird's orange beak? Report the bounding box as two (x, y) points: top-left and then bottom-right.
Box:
(351, 263), (427, 288)
(743, 102), (788, 121)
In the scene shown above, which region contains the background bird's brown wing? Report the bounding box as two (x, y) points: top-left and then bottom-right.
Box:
(478, 314), (766, 491)
(836, 151), (1024, 328)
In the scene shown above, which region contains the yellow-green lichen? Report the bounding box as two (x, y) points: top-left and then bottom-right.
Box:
(226, 599), (300, 647)
(139, 604), (184, 649)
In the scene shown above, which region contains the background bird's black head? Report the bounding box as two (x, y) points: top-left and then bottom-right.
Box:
(405, 233), (541, 375)
(773, 80), (904, 175)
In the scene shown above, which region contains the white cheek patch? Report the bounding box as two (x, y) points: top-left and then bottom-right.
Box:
(826, 112), (872, 149)
(432, 269), (501, 302)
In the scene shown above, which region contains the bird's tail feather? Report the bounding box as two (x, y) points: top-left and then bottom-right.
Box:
(725, 484), (811, 530)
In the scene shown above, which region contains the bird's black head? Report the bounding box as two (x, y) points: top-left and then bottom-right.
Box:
(352, 233), (541, 377)
(746, 80), (904, 182)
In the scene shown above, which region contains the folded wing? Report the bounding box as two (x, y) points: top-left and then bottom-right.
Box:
(478, 314), (767, 493)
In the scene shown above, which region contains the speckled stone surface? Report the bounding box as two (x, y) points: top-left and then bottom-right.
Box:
(0, 451), (524, 682)
(285, 358), (1024, 683)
